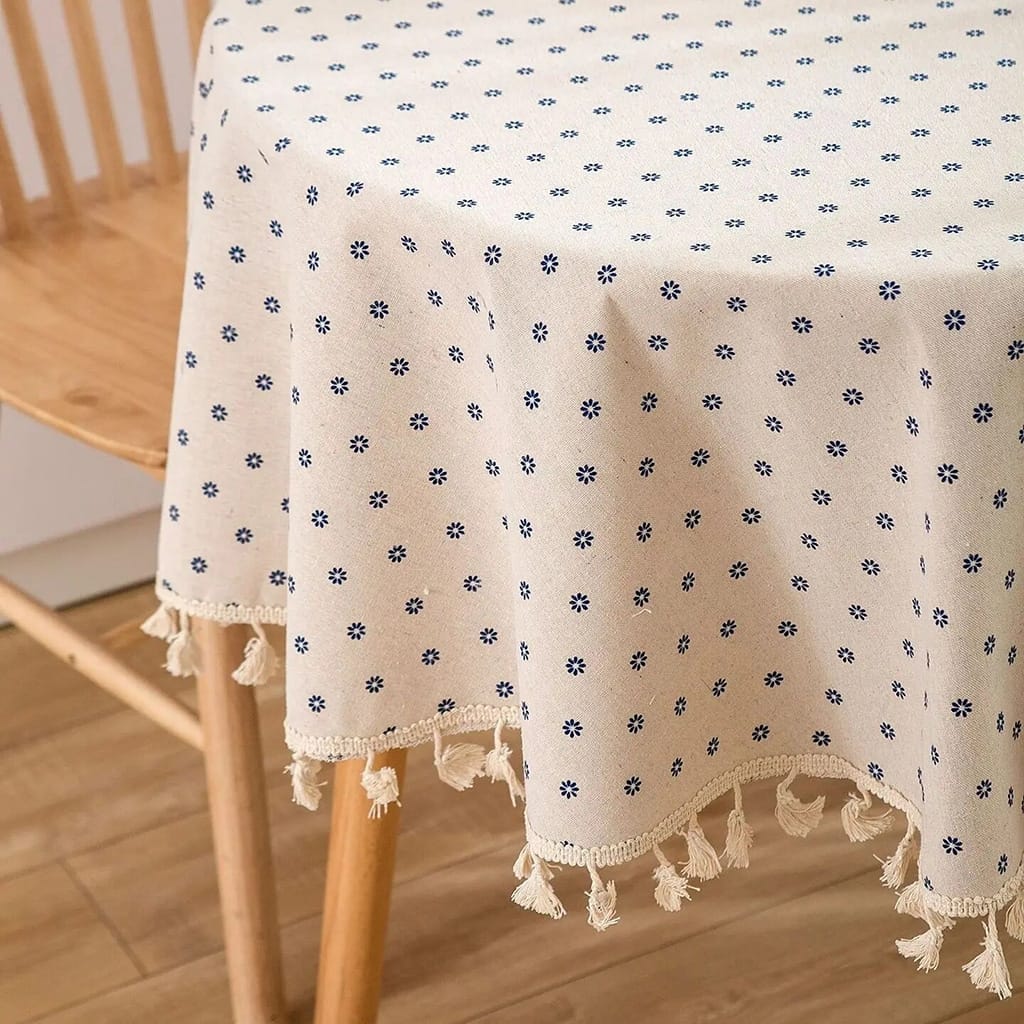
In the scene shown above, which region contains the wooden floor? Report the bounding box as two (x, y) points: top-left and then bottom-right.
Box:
(2, 585), (1022, 1024)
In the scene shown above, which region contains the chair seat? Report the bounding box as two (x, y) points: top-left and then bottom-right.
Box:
(0, 180), (185, 471)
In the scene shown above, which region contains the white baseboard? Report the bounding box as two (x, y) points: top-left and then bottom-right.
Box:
(0, 509), (160, 622)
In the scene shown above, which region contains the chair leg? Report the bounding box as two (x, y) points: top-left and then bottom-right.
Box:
(194, 618), (287, 1024)
(314, 749), (407, 1024)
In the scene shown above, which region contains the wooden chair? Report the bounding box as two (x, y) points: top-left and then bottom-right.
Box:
(0, 3), (285, 1021)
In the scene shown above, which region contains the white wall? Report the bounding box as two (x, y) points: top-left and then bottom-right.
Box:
(0, 0), (196, 607)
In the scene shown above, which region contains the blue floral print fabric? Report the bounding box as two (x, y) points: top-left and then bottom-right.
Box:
(157, 0), (1024, 972)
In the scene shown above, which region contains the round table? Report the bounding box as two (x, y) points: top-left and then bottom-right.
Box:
(148, 0), (1024, 999)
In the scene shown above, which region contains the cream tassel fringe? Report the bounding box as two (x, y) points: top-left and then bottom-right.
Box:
(585, 861), (620, 932)
(681, 813), (722, 881)
(724, 781), (755, 869)
(896, 924), (945, 972)
(840, 787), (894, 842)
(1005, 892), (1024, 942)
(360, 751), (401, 818)
(511, 851), (565, 920)
(775, 767), (825, 838)
(141, 602), (177, 641)
(432, 726), (486, 791)
(651, 842), (698, 911)
(895, 877), (927, 918)
(286, 753), (324, 811)
(877, 819), (918, 889)
(962, 909), (1013, 999)
(513, 843), (533, 880)
(164, 611), (200, 677)
(231, 622), (279, 686)
(483, 722), (525, 806)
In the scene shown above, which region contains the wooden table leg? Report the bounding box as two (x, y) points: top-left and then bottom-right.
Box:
(314, 749), (408, 1024)
(194, 618), (287, 1024)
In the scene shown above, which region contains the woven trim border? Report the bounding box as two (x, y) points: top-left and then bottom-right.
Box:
(286, 704), (520, 759)
(155, 585), (287, 626)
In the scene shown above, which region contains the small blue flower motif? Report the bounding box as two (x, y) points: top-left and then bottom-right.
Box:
(565, 656), (586, 676)
(255, 373), (273, 391)
(624, 776), (642, 795)
(365, 675), (384, 694)
(293, 636), (309, 654)
(878, 280), (901, 300)
(168, 504), (180, 522)
(764, 670), (784, 688)
(825, 688), (843, 705)
(191, 556), (207, 573)
(369, 300), (390, 320)
(937, 463), (959, 484)
(201, 480), (219, 498)
(307, 251), (319, 270)
(867, 762), (884, 781)
(942, 836), (964, 856)
(308, 694), (326, 713)
(951, 698), (973, 718)
(496, 681), (513, 699)
(791, 315), (813, 333)
(706, 736), (720, 756)
(671, 757), (683, 777)
(237, 164), (252, 182)
(437, 697), (455, 714)
(597, 263), (617, 284)
(569, 593), (590, 613)
(315, 314), (331, 334)
(311, 509), (329, 528)
(264, 296), (280, 313)
(752, 723), (770, 742)
(421, 648), (440, 665)
(674, 696), (687, 716)
(479, 627), (498, 645)
(245, 452), (263, 469)
(306, 185), (319, 205)
(563, 719), (583, 738)
(327, 566), (347, 585)
(627, 713), (645, 734)
(977, 779), (993, 798)
(933, 607), (949, 628)
(812, 730), (831, 746)
(235, 527), (253, 544)
(560, 779), (579, 799)
(483, 244), (502, 265)
(944, 309), (966, 331)
(837, 647), (855, 663)
(712, 678), (728, 697)
(661, 279), (681, 300)
(880, 722), (895, 740)
(999, 853), (1009, 874)
(228, 245), (246, 263)
(221, 324), (238, 343)
(931, 745), (940, 766)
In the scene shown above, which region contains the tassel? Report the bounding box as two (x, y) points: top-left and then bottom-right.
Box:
(360, 751), (401, 818)
(285, 753), (324, 811)
(432, 726), (486, 791)
(511, 858), (565, 920)
(1005, 892), (1024, 942)
(724, 781), (755, 869)
(840, 787), (894, 842)
(231, 622), (279, 686)
(164, 611), (200, 677)
(141, 602), (177, 641)
(877, 819), (918, 889)
(895, 878), (927, 918)
(585, 862), (620, 931)
(775, 767), (825, 838)
(896, 925), (944, 972)
(962, 908), (1013, 999)
(651, 842), (698, 911)
(681, 813), (722, 881)
(484, 722), (525, 806)
(512, 843), (533, 880)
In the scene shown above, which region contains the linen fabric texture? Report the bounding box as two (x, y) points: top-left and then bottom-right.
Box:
(155, 0), (1024, 978)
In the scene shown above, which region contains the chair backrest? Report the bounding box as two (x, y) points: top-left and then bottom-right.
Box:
(0, 0), (208, 238)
